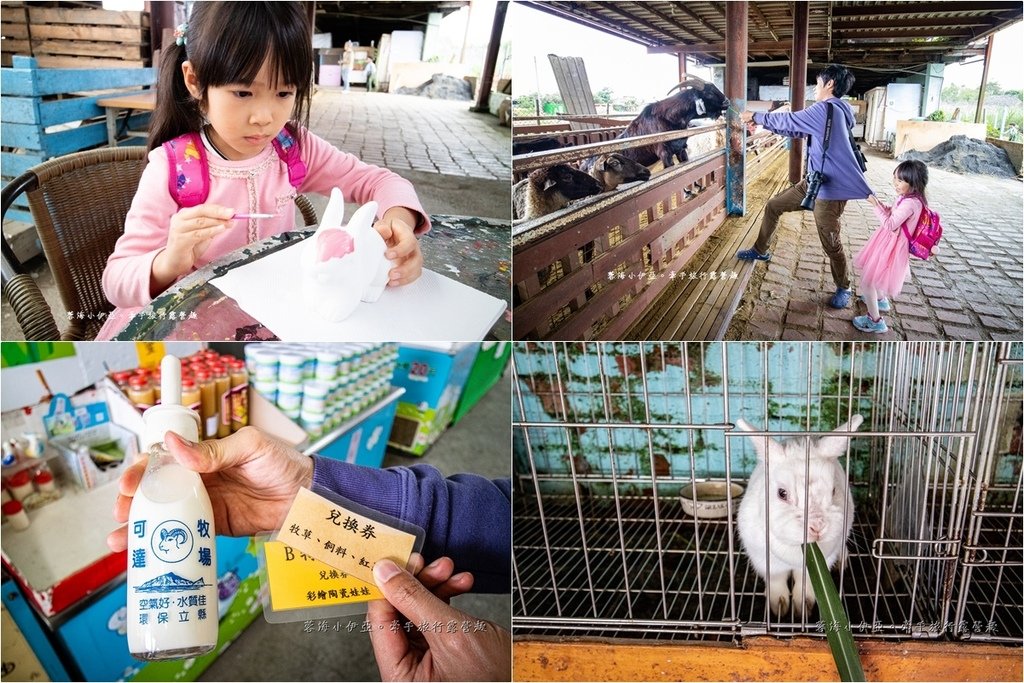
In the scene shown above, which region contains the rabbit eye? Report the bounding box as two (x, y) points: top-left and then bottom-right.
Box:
(777, 488), (788, 501)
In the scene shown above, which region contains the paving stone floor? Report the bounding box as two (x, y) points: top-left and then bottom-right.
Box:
(309, 88), (511, 182)
(728, 147), (1023, 341)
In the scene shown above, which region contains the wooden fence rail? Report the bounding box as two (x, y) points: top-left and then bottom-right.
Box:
(513, 150), (727, 340)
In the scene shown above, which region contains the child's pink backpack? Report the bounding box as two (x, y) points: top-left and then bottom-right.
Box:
(162, 129), (306, 207)
(901, 201), (942, 260)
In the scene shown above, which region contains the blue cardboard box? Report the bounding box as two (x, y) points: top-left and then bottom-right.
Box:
(314, 389), (403, 468)
(388, 343), (479, 455)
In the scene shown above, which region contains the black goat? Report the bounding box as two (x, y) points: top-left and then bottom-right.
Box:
(512, 136), (563, 156)
(592, 78), (729, 170)
(512, 163), (602, 220)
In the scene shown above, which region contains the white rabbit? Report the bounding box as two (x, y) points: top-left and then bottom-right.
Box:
(735, 414), (862, 618)
(300, 188), (394, 322)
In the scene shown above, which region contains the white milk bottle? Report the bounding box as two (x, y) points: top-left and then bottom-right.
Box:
(127, 355), (218, 660)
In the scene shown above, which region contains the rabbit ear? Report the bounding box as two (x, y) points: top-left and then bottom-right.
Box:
(319, 188), (346, 230)
(736, 418), (773, 463)
(816, 414), (864, 459)
(348, 200), (379, 231)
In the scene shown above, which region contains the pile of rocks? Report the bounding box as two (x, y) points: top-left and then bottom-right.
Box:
(898, 134), (1017, 178)
(395, 74), (473, 100)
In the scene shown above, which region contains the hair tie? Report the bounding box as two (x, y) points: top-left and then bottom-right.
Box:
(174, 22), (187, 46)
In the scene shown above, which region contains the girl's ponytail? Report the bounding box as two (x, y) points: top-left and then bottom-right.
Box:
(147, 39), (202, 152)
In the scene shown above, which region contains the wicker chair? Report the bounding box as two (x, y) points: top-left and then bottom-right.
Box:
(2, 147), (320, 341)
(2, 146), (148, 340)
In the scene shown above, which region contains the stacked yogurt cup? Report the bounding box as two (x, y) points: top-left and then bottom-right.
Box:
(244, 343), (399, 438)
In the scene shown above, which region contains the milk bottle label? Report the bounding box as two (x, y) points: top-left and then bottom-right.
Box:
(129, 516), (214, 626)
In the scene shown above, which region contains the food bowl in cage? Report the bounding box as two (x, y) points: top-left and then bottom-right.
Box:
(680, 482), (744, 518)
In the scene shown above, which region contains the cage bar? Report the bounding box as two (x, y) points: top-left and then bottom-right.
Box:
(513, 342), (1023, 644)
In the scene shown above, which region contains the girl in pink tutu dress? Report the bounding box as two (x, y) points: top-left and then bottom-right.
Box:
(851, 159), (929, 334)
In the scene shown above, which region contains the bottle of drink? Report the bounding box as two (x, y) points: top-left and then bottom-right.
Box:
(211, 364), (231, 438)
(126, 355), (218, 661)
(195, 370), (217, 439)
(228, 360), (248, 432)
(127, 376), (156, 411)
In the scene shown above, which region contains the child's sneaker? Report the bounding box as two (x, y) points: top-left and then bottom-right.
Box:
(853, 315), (888, 334)
(857, 294), (891, 312)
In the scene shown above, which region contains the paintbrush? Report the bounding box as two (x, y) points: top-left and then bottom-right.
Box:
(233, 212), (277, 219)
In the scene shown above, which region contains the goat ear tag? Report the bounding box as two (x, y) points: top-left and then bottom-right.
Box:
(696, 98), (706, 116)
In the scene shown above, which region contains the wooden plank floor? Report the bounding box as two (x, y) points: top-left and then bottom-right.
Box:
(628, 148), (791, 340)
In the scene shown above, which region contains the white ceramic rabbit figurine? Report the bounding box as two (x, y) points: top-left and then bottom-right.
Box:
(735, 414), (862, 618)
(300, 188), (393, 322)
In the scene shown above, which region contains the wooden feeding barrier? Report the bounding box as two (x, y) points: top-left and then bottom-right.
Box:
(513, 125), (737, 341)
(512, 123), (788, 341)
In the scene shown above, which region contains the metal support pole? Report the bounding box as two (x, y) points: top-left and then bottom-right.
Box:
(678, 52), (688, 82)
(975, 35), (994, 125)
(789, 1), (809, 184)
(471, 0), (508, 113)
(725, 1), (748, 215)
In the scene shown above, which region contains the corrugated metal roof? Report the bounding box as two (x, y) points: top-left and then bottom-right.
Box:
(520, 1), (1022, 72)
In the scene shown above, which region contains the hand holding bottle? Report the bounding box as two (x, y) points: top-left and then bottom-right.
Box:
(108, 426), (314, 551)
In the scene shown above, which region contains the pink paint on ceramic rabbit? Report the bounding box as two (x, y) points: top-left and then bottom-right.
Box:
(315, 228), (355, 262)
(300, 188), (394, 322)
(735, 414), (862, 618)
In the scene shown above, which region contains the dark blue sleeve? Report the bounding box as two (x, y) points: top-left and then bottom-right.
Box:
(311, 456), (511, 593)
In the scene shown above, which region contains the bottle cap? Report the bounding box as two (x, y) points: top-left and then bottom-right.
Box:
(33, 470), (53, 484)
(128, 375), (149, 389)
(142, 355), (201, 450)
(2, 500), (23, 515)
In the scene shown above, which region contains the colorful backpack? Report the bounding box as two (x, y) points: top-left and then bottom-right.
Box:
(901, 201), (943, 260)
(163, 128), (306, 207)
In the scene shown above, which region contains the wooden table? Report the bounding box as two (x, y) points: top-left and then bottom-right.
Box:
(95, 91), (156, 147)
(110, 214), (511, 341)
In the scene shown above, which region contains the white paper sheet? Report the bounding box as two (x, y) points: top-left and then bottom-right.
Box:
(208, 241), (506, 341)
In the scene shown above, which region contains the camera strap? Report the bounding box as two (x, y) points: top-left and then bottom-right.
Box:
(807, 102), (835, 175)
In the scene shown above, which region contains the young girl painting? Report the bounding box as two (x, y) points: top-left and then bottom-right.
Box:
(851, 160), (929, 334)
(97, 2), (428, 339)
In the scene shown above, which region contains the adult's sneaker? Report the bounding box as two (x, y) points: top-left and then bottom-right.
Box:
(736, 247), (771, 262)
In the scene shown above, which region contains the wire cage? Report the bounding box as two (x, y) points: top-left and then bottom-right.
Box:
(512, 342), (1023, 644)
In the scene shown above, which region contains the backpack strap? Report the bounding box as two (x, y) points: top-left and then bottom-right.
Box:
(271, 127), (306, 189)
(164, 128), (305, 207)
(899, 197), (924, 244)
(163, 132), (209, 208)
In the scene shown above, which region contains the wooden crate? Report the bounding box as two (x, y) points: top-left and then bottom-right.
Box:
(1, 55), (155, 222)
(1, 3), (151, 68)
(0, 1), (31, 67)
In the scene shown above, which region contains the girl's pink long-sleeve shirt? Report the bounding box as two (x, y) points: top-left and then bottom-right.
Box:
(98, 129), (429, 337)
